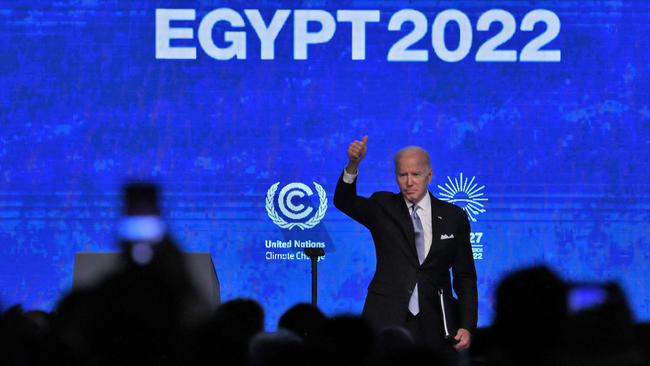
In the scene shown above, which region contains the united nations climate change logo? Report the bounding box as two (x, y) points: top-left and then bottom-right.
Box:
(265, 182), (328, 230)
(437, 173), (488, 222)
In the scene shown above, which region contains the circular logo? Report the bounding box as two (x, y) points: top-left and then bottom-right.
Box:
(265, 182), (328, 230)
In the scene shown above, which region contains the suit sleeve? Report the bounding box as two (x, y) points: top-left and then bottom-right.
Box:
(452, 211), (478, 331)
(333, 172), (378, 229)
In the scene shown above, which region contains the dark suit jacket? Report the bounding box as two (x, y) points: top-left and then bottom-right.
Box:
(334, 174), (478, 334)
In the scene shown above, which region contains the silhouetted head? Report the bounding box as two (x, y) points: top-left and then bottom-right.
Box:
(278, 303), (325, 339)
(186, 298), (264, 365)
(373, 326), (414, 357)
(306, 315), (375, 366)
(248, 330), (305, 366)
(494, 265), (567, 358)
(214, 298), (265, 342)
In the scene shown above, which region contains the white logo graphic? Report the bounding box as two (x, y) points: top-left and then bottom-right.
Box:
(437, 173), (488, 222)
(266, 182), (328, 230)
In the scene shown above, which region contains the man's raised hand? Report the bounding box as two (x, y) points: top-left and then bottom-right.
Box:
(348, 135), (368, 162)
(346, 135), (368, 174)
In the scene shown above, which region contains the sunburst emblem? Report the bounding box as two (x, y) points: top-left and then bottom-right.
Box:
(437, 173), (488, 222)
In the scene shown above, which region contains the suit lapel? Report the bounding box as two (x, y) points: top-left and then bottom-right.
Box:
(386, 194), (419, 265)
(423, 192), (443, 265)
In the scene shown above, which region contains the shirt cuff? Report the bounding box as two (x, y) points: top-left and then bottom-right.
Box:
(342, 168), (357, 184)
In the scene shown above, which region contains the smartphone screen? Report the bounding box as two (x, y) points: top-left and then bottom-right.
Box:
(569, 285), (608, 312)
(117, 215), (166, 243)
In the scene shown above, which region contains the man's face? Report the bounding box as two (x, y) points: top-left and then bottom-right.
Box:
(395, 153), (432, 203)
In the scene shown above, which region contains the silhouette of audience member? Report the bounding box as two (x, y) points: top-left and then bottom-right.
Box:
(50, 288), (97, 364)
(51, 233), (203, 365)
(372, 326), (414, 357)
(636, 322), (650, 365)
(0, 305), (52, 365)
(305, 315), (375, 366)
(370, 345), (446, 366)
(367, 326), (454, 366)
(489, 266), (568, 366)
(278, 303), (326, 340)
(185, 298), (264, 366)
(50, 183), (207, 366)
(565, 283), (643, 366)
(248, 329), (305, 366)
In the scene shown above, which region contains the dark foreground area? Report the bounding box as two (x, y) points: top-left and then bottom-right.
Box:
(1, 237), (648, 366)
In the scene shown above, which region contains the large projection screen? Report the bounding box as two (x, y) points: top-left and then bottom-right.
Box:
(1, 1), (649, 328)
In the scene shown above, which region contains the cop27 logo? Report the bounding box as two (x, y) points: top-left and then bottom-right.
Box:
(437, 173), (488, 222)
(265, 182), (328, 230)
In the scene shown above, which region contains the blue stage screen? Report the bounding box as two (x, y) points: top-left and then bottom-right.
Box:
(1, 1), (649, 328)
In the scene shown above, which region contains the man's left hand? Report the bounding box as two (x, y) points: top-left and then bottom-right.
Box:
(453, 328), (471, 351)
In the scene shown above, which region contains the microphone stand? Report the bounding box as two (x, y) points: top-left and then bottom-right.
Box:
(304, 248), (325, 306)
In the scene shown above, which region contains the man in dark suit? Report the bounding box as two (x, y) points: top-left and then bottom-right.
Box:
(333, 136), (477, 360)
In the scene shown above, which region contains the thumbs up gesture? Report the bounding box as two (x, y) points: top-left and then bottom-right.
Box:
(346, 135), (368, 174)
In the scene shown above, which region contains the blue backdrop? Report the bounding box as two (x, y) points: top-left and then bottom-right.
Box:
(1, 0), (649, 329)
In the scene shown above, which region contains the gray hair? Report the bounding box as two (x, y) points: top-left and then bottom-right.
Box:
(394, 146), (432, 174)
